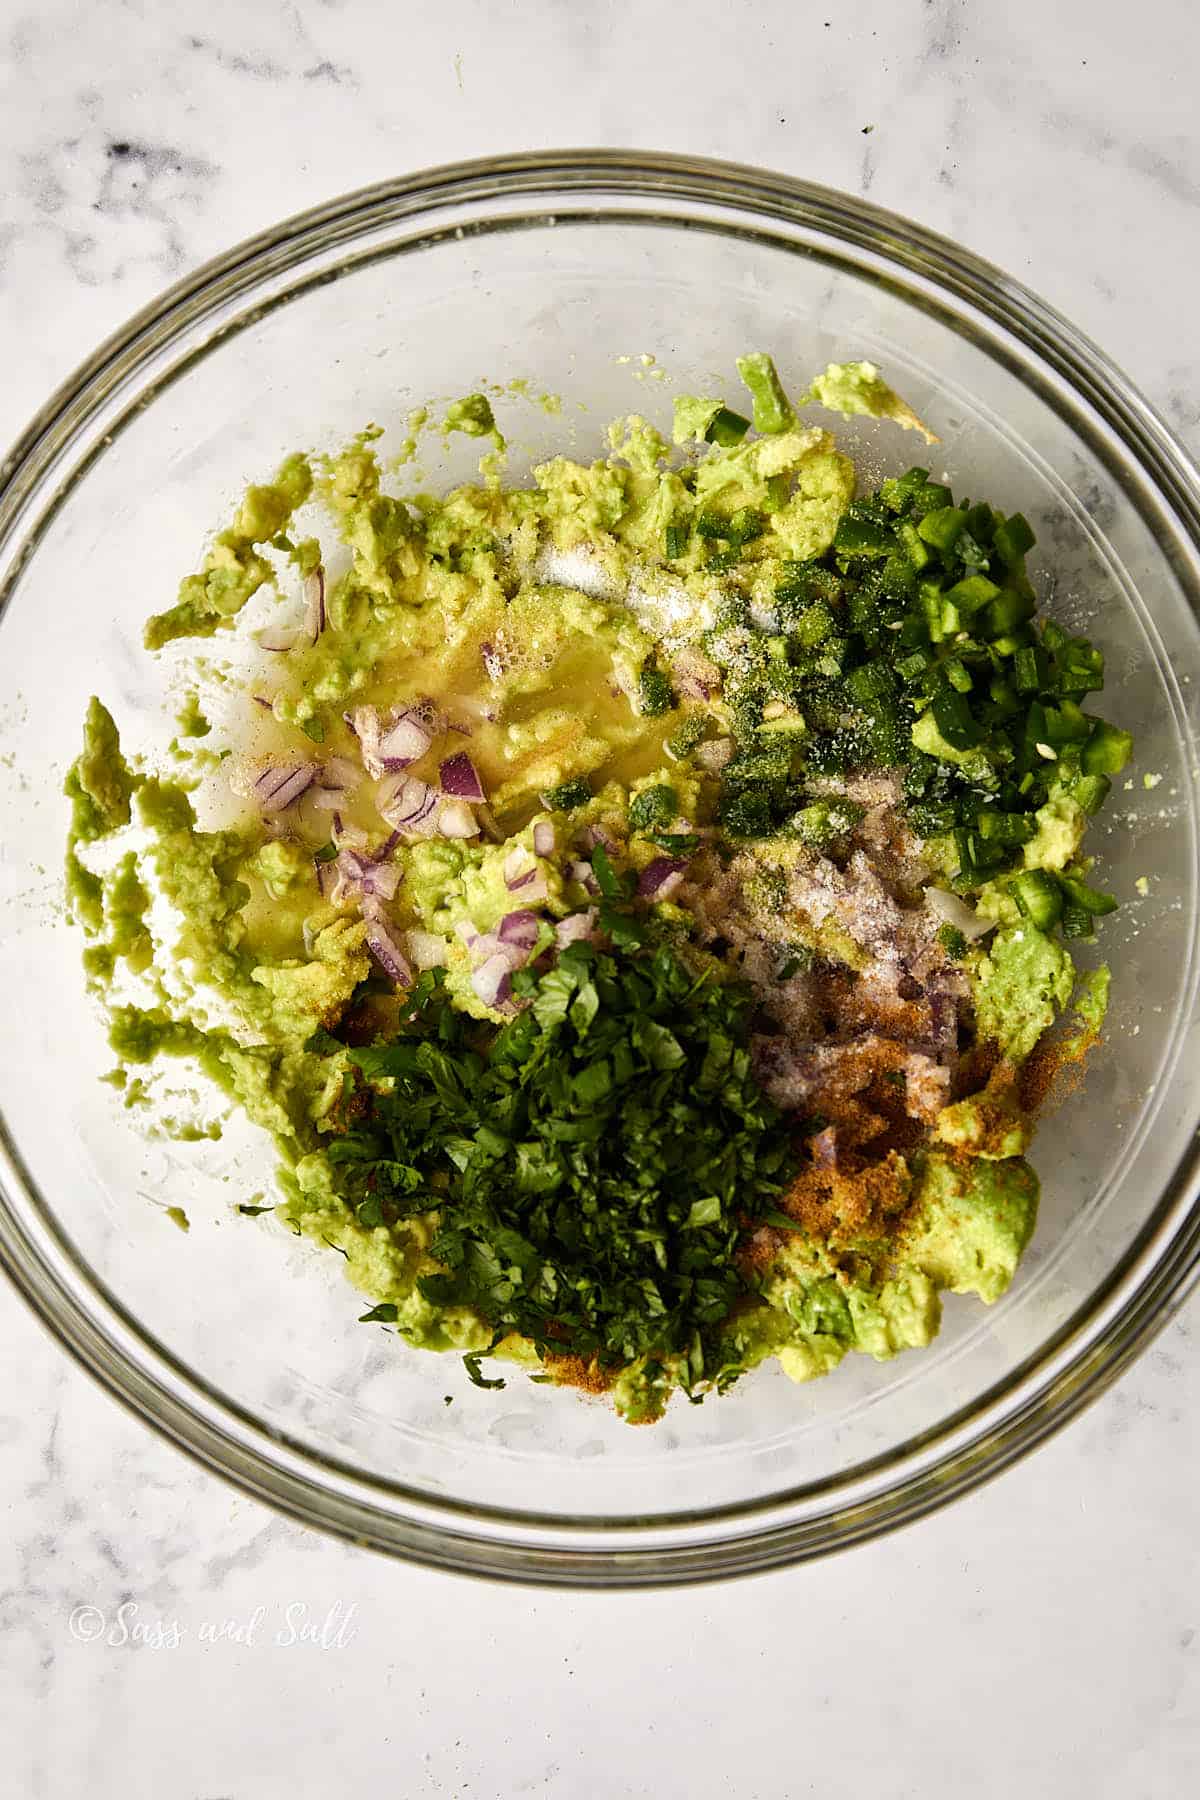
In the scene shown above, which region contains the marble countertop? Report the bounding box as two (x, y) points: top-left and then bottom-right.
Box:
(2, 1), (1197, 1793)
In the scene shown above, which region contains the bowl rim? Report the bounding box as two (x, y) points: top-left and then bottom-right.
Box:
(2, 148), (1199, 1587)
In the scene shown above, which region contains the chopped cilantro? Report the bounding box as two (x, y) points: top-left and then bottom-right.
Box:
(463, 1352), (506, 1390)
(331, 932), (796, 1384)
(542, 777), (592, 812)
(666, 713), (711, 759)
(589, 843), (632, 900)
(937, 922), (968, 961)
(629, 784), (678, 833)
(638, 665), (676, 717)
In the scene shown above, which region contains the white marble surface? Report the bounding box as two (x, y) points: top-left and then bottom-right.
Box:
(2, 1), (1198, 1794)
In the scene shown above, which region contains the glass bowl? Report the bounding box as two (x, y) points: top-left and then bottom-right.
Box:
(1, 151), (1198, 1588)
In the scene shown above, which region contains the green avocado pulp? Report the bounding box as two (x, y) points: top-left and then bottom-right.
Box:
(65, 355), (1125, 1421)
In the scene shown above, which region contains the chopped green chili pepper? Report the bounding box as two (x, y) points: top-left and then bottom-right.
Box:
(917, 506), (967, 552)
(1071, 772), (1112, 815)
(1058, 873), (1119, 916)
(705, 406), (752, 446)
(735, 352), (795, 434)
(993, 513), (1036, 566)
(1011, 868), (1063, 931)
(1081, 720), (1133, 775)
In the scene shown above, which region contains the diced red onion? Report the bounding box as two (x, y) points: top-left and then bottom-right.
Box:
(378, 774), (437, 832)
(554, 910), (597, 948)
(926, 887), (995, 942)
(437, 799), (479, 839)
(454, 918), (479, 948)
(329, 849), (402, 906)
(928, 987), (960, 1063)
(310, 756), (361, 810)
(327, 852), (367, 906)
(672, 648), (719, 701)
(345, 704), (379, 771)
(471, 953), (513, 1009)
(463, 926), (535, 975)
(362, 859), (402, 901)
(439, 751), (485, 803)
(532, 821), (556, 858)
(504, 847), (530, 886)
(303, 566), (326, 641)
(637, 857), (687, 901)
(811, 1126), (838, 1170)
(255, 625), (306, 654)
(254, 762), (317, 813)
(406, 929), (447, 970)
(505, 869), (549, 902)
(579, 824), (617, 854)
(375, 711), (433, 773)
(321, 755), (359, 788)
(364, 918), (412, 987)
(567, 858), (599, 894)
(498, 910), (540, 950)
(331, 814), (370, 851)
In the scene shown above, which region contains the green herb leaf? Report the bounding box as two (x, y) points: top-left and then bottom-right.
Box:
(325, 927), (796, 1388)
(542, 777), (592, 811)
(590, 843), (624, 899)
(638, 665), (676, 717)
(628, 784), (677, 833)
(463, 1353), (507, 1390)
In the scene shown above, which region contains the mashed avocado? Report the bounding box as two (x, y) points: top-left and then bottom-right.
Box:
(803, 359), (939, 445)
(65, 352), (1125, 1421)
(974, 927), (1075, 1062)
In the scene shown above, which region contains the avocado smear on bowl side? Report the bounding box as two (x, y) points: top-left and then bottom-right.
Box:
(65, 356), (1130, 1422)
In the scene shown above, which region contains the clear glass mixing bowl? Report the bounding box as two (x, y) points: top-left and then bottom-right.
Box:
(1, 152), (1198, 1586)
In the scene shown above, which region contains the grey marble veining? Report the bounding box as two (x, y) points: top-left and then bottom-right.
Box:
(1, 1), (1197, 1794)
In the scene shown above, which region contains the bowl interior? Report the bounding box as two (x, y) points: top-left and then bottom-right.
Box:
(1, 196), (1198, 1531)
